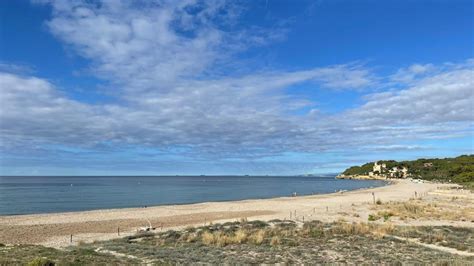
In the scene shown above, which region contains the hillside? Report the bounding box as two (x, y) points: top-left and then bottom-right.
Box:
(341, 155), (474, 186)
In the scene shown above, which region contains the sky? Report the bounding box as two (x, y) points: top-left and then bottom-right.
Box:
(0, 0), (473, 176)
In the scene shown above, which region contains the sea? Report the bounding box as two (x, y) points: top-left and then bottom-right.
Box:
(0, 176), (387, 215)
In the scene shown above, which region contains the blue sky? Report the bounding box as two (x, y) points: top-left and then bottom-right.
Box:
(0, 0), (473, 175)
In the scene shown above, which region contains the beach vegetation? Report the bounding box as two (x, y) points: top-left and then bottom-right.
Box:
(332, 221), (393, 237)
(232, 229), (247, 243)
(26, 258), (55, 266)
(370, 198), (474, 222)
(248, 229), (265, 245)
(2, 221), (473, 264)
(368, 211), (394, 222)
(382, 211), (393, 221)
(270, 236), (281, 246)
(201, 231), (215, 245)
(245, 220), (268, 228)
(0, 245), (139, 265)
(368, 214), (378, 221)
(394, 226), (473, 253)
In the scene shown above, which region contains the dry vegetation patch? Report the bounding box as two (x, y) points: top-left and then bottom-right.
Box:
(369, 197), (474, 222)
(2, 220), (473, 264)
(0, 245), (139, 265)
(393, 226), (474, 253)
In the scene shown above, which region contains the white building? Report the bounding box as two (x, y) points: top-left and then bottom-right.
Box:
(373, 161), (408, 178)
(423, 162), (433, 168)
(388, 166), (409, 178)
(373, 161), (386, 173)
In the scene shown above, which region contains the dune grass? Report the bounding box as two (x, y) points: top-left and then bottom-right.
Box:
(1, 220), (472, 264)
(393, 225), (474, 253)
(0, 245), (139, 265)
(369, 198), (474, 222)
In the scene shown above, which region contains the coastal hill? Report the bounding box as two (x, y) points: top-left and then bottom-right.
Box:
(339, 155), (473, 186)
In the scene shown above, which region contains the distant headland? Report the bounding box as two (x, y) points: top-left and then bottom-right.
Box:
(337, 155), (473, 188)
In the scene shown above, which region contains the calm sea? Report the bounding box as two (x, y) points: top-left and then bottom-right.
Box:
(0, 176), (386, 215)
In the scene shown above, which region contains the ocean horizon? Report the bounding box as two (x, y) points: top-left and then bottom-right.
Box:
(0, 175), (387, 215)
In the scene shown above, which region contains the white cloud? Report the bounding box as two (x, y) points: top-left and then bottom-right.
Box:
(363, 145), (427, 152)
(1, 58), (472, 159)
(390, 63), (435, 83)
(0, 62), (36, 75)
(0, 73), (108, 149)
(0, 0), (472, 168)
(44, 0), (252, 91)
(43, 0), (374, 93)
(355, 67), (474, 124)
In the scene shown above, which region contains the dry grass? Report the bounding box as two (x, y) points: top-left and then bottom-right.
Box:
(201, 231), (215, 245)
(330, 221), (394, 238)
(215, 233), (230, 247)
(5, 220), (472, 265)
(370, 198), (474, 221)
(169, 220), (288, 247)
(433, 231), (446, 243)
(392, 225), (473, 252)
(372, 223), (395, 238)
(183, 232), (197, 243)
(248, 229), (265, 245)
(201, 228), (252, 247)
(150, 218), (468, 253)
(232, 229), (247, 244)
(0, 245), (139, 265)
(270, 236), (281, 246)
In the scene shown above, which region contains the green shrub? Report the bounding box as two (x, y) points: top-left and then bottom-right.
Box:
(382, 212), (393, 221)
(246, 220), (269, 228)
(368, 214), (378, 221)
(27, 258), (55, 266)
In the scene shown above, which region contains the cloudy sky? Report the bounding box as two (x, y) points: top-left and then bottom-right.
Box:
(0, 0), (473, 175)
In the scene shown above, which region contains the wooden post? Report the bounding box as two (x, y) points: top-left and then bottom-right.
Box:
(70, 234), (73, 243)
(303, 216), (304, 222)
(415, 191), (417, 199)
(118, 227), (120, 236)
(372, 192), (375, 204)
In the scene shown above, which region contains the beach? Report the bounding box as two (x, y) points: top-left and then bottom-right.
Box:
(0, 179), (472, 248)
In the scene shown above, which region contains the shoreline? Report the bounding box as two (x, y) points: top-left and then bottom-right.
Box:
(0, 178), (389, 217)
(336, 173), (392, 180)
(0, 179), (467, 248)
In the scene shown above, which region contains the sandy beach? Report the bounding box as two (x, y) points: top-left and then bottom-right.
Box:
(1, 179), (472, 248)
